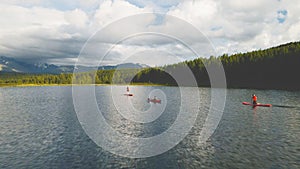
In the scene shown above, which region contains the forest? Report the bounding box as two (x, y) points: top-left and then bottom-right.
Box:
(1, 41), (299, 90)
(0, 69), (140, 86)
(132, 41), (300, 90)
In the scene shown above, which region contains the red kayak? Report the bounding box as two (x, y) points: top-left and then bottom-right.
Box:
(242, 102), (272, 107)
(124, 93), (133, 96)
(147, 98), (161, 104)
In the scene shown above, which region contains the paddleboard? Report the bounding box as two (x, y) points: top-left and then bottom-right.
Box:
(147, 98), (161, 104)
(124, 94), (133, 96)
(242, 102), (272, 107)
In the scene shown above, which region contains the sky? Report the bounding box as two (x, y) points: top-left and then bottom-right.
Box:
(0, 0), (299, 66)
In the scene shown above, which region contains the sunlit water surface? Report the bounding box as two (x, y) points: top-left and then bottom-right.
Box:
(0, 86), (299, 168)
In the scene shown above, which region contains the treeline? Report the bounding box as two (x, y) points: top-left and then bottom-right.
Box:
(132, 41), (300, 90)
(0, 69), (140, 86)
(221, 42), (300, 90)
(0, 41), (300, 90)
(0, 72), (72, 85)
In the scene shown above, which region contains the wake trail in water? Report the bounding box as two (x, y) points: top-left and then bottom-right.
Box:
(272, 104), (300, 109)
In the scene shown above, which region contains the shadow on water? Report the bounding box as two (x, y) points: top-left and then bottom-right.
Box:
(272, 104), (300, 109)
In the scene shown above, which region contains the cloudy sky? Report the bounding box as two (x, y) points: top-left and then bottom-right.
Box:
(0, 0), (299, 66)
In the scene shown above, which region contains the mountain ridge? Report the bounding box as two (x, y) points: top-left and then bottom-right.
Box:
(0, 56), (149, 74)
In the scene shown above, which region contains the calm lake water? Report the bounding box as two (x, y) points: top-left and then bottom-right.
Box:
(0, 86), (299, 168)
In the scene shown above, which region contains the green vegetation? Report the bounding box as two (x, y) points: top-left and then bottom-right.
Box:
(220, 42), (300, 90)
(0, 69), (141, 86)
(132, 41), (300, 90)
(1, 41), (300, 90)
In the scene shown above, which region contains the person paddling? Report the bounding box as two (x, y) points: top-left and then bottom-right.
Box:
(126, 86), (130, 95)
(252, 94), (257, 105)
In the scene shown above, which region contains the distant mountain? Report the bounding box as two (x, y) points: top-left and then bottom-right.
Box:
(114, 63), (149, 69)
(0, 56), (70, 74)
(74, 63), (149, 72)
(0, 56), (149, 74)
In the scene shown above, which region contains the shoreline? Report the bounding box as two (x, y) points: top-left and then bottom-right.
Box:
(0, 83), (299, 91)
(0, 83), (166, 88)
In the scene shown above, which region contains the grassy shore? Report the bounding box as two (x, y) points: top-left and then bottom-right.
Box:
(0, 83), (166, 88)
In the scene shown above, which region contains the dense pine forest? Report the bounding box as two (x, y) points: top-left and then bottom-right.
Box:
(0, 69), (140, 86)
(132, 41), (300, 90)
(1, 41), (300, 90)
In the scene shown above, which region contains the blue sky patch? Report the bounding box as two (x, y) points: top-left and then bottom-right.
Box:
(211, 26), (222, 31)
(277, 10), (288, 23)
(126, 0), (180, 10)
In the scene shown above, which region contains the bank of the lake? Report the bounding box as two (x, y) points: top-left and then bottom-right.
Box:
(1, 41), (300, 90)
(0, 83), (166, 88)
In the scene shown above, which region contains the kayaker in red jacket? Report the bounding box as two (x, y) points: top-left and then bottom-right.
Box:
(252, 94), (257, 104)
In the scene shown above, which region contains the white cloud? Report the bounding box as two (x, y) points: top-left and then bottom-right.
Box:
(64, 9), (89, 28)
(168, 0), (218, 28)
(1, 0), (42, 6)
(0, 0), (299, 66)
(92, 0), (152, 29)
(167, 0), (300, 55)
(0, 4), (64, 52)
(78, 0), (102, 9)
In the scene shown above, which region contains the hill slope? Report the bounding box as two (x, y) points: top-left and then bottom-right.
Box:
(132, 41), (300, 90)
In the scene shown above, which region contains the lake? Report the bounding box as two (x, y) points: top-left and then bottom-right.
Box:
(0, 86), (299, 168)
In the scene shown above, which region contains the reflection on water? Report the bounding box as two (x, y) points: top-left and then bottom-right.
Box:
(96, 86), (182, 138)
(0, 86), (299, 168)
